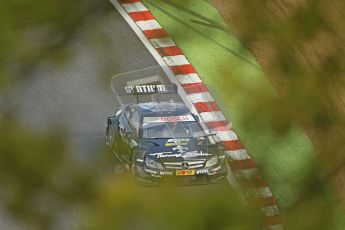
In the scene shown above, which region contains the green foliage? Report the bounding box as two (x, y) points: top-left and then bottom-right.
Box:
(0, 0), (109, 87)
(0, 118), (260, 229)
(213, 0), (345, 228)
(0, 118), (100, 229)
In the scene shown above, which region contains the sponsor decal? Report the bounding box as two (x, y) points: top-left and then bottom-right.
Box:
(143, 115), (195, 123)
(185, 151), (212, 158)
(196, 169), (209, 175)
(150, 151), (212, 159)
(172, 145), (188, 154)
(159, 171), (173, 176)
(150, 152), (180, 158)
(165, 138), (190, 146)
(125, 85), (167, 94)
(144, 168), (158, 174)
(176, 169), (195, 176)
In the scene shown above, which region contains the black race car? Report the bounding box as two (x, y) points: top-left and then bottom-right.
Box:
(106, 85), (228, 184)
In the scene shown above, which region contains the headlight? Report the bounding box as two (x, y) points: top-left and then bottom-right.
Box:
(145, 157), (164, 170)
(205, 156), (218, 168)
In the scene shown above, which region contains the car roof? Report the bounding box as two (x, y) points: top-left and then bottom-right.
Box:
(129, 102), (191, 117)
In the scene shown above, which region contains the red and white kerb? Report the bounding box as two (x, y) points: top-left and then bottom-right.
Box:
(113, 1), (283, 229)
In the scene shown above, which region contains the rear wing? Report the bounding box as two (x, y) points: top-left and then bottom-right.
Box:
(111, 84), (178, 103)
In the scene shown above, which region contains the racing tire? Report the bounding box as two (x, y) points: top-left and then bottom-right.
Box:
(106, 119), (120, 148)
(106, 125), (115, 148)
(130, 151), (139, 180)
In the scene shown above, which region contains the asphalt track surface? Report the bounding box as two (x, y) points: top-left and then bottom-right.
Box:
(0, 11), (163, 159)
(0, 5), (231, 230)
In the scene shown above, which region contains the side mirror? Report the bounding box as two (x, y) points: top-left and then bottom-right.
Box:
(205, 130), (217, 136)
(130, 139), (138, 148)
(192, 114), (200, 122)
(205, 131), (218, 144)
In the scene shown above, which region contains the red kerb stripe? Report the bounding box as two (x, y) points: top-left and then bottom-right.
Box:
(143, 29), (168, 39)
(129, 11), (155, 22)
(183, 83), (208, 94)
(193, 101), (221, 113)
(222, 140), (245, 150)
(156, 46), (183, 56)
(229, 159), (256, 170)
(170, 64), (196, 75)
(253, 196), (277, 206)
(119, 0), (141, 3)
(264, 215), (282, 226)
(206, 121), (230, 130)
(238, 177), (268, 189)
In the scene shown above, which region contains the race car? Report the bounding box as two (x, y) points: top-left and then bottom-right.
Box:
(106, 84), (228, 184)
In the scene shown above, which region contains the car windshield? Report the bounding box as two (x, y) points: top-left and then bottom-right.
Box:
(141, 115), (205, 138)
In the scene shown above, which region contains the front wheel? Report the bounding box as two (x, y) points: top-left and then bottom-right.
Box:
(106, 125), (115, 148)
(130, 151), (139, 180)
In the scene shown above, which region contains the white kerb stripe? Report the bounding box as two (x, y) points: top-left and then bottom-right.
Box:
(188, 92), (214, 103)
(176, 73), (202, 84)
(216, 130), (238, 141)
(163, 55), (190, 66)
(258, 187), (273, 197)
(261, 205), (280, 216)
(225, 149), (251, 160)
(199, 111), (226, 123)
(268, 225), (284, 230)
(122, 2), (148, 13)
(150, 38), (175, 48)
(244, 186), (273, 199)
(136, 20), (161, 31)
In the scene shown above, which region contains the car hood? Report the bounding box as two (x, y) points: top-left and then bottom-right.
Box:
(142, 138), (214, 163)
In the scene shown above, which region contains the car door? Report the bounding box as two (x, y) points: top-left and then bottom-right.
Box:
(129, 110), (140, 139)
(119, 106), (133, 139)
(127, 109), (140, 162)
